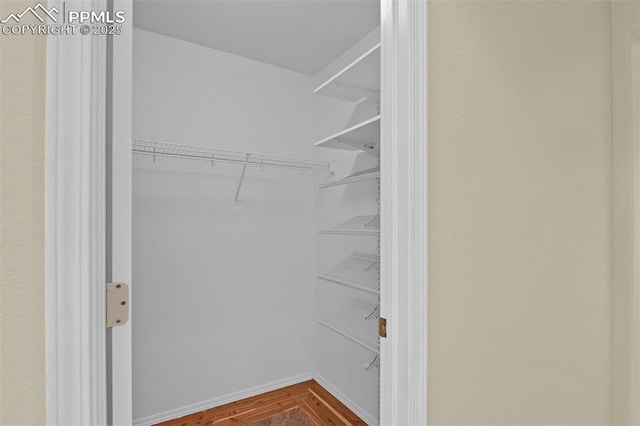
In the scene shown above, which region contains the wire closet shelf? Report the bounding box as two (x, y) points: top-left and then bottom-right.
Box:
(318, 253), (380, 295)
(318, 300), (380, 354)
(318, 167), (380, 189)
(318, 215), (380, 237)
(132, 139), (332, 173)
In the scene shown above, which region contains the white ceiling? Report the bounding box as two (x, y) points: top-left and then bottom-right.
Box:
(133, 0), (380, 75)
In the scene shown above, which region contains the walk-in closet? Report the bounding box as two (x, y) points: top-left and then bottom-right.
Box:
(131, 1), (382, 424)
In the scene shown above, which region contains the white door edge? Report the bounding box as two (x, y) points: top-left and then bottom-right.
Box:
(108, 0), (133, 424)
(380, 0), (429, 425)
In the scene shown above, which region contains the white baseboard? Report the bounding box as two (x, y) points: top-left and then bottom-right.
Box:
(313, 373), (378, 426)
(132, 372), (313, 426)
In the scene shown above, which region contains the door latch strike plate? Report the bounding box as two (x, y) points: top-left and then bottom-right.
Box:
(379, 317), (387, 338)
(106, 282), (129, 328)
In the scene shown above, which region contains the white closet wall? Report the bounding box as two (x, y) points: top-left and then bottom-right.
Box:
(133, 29), (321, 422)
(132, 25), (381, 425)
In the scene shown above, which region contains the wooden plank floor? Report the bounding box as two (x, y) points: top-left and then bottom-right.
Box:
(155, 380), (368, 426)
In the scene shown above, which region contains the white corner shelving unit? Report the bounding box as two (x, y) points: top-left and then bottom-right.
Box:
(313, 24), (381, 424)
(318, 300), (380, 354)
(318, 253), (380, 295)
(318, 215), (379, 237)
(318, 167), (380, 189)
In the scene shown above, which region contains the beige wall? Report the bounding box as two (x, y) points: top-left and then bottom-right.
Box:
(428, 1), (613, 424)
(0, 1), (47, 424)
(612, 2), (640, 424)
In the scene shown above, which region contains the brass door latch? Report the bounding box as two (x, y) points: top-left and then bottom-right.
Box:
(379, 317), (387, 338)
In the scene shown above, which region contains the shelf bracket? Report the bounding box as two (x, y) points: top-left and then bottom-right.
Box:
(334, 137), (380, 156)
(234, 153), (250, 204)
(365, 261), (379, 271)
(364, 304), (379, 321)
(329, 80), (380, 105)
(365, 355), (379, 372)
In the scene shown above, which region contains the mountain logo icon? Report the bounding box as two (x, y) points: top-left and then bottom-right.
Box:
(1, 3), (59, 24)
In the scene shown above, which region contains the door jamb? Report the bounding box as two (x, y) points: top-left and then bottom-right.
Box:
(380, 1), (428, 424)
(106, 0), (133, 423)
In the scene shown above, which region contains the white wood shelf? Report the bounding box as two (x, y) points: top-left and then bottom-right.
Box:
(314, 115), (380, 156)
(318, 300), (380, 353)
(313, 44), (380, 103)
(318, 167), (380, 189)
(318, 215), (380, 237)
(318, 253), (380, 295)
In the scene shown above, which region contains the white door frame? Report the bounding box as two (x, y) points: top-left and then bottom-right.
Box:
(45, 0), (108, 424)
(44, 1), (428, 424)
(107, 0), (133, 423)
(380, 0), (428, 425)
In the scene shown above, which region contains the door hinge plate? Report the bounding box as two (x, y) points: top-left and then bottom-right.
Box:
(106, 282), (129, 328)
(379, 317), (387, 338)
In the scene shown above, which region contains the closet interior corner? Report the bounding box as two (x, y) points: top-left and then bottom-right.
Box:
(131, 1), (382, 424)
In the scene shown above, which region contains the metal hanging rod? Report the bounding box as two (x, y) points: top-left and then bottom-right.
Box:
(132, 139), (332, 173)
